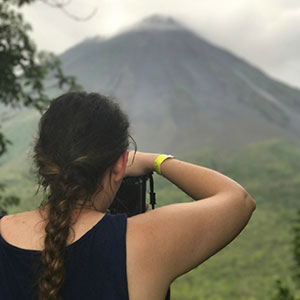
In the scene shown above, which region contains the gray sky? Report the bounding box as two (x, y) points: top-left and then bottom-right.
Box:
(23, 0), (300, 89)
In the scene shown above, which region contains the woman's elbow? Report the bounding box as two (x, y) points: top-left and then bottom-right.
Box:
(242, 191), (256, 216)
(234, 188), (256, 214)
(246, 192), (256, 211)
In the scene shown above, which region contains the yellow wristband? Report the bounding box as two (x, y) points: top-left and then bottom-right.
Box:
(154, 154), (174, 175)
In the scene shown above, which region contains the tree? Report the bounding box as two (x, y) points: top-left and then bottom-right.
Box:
(273, 209), (300, 300)
(293, 209), (300, 286)
(273, 279), (296, 300)
(0, 0), (82, 213)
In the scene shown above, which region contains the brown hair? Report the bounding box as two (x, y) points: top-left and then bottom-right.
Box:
(31, 92), (132, 300)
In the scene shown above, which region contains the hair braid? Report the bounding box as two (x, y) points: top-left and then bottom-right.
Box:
(38, 177), (75, 300)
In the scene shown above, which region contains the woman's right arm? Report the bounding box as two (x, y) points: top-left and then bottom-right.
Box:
(126, 151), (256, 283)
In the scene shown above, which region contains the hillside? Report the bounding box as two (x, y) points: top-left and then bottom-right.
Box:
(1, 14), (300, 163)
(58, 15), (300, 153)
(150, 139), (300, 299)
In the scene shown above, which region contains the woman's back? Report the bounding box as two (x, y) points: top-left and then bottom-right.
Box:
(0, 211), (132, 299)
(0, 209), (175, 300)
(0, 167), (256, 300)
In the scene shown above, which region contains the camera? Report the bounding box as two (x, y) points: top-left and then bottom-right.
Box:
(108, 173), (154, 217)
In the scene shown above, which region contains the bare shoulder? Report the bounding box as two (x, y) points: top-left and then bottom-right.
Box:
(127, 194), (255, 285)
(126, 211), (173, 300)
(1, 210), (42, 226)
(0, 210), (46, 247)
(1, 211), (28, 228)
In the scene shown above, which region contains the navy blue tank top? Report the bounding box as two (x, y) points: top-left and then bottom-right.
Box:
(0, 213), (129, 300)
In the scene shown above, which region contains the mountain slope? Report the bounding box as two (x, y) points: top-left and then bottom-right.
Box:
(59, 15), (300, 153)
(1, 15), (300, 166)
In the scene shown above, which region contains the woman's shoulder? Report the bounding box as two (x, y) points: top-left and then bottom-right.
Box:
(1, 210), (46, 230)
(0, 209), (110, 251)
(0, 210), (35, 230)
(0, 210), (46, 250)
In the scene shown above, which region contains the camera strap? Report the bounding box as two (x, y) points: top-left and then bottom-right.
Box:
(149, 172), (156, 210)
(148, 172), (171, 300)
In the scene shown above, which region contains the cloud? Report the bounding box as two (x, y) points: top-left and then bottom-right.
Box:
(21, 0), (300, 88)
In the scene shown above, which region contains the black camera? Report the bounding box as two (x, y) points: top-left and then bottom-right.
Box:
(108, 173), (155, 217)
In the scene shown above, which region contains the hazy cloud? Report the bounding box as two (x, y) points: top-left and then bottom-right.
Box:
(22, 0), (300, 88)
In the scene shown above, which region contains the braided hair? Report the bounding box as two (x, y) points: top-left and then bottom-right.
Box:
(31, 92), (132, 300)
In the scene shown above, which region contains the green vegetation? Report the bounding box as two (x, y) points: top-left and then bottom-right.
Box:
(0, 0), (80, 215)
(271, 208), (300, 300)
(154, 139), (300, 299)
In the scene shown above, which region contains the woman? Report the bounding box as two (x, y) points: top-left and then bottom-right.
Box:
(0, 92), (256, 300)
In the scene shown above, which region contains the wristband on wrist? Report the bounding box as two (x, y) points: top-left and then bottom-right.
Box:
(154, 154), (174, 175)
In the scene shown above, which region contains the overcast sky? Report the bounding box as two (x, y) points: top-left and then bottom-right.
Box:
(22, 0), (300, 88)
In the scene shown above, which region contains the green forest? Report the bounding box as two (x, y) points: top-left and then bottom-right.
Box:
(156, 139), (300, 299)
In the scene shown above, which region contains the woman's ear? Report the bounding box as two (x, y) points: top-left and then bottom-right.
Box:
(111, 150), (129, 182)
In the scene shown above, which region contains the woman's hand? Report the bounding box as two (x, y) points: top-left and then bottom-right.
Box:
(124, 151), (159, 177)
